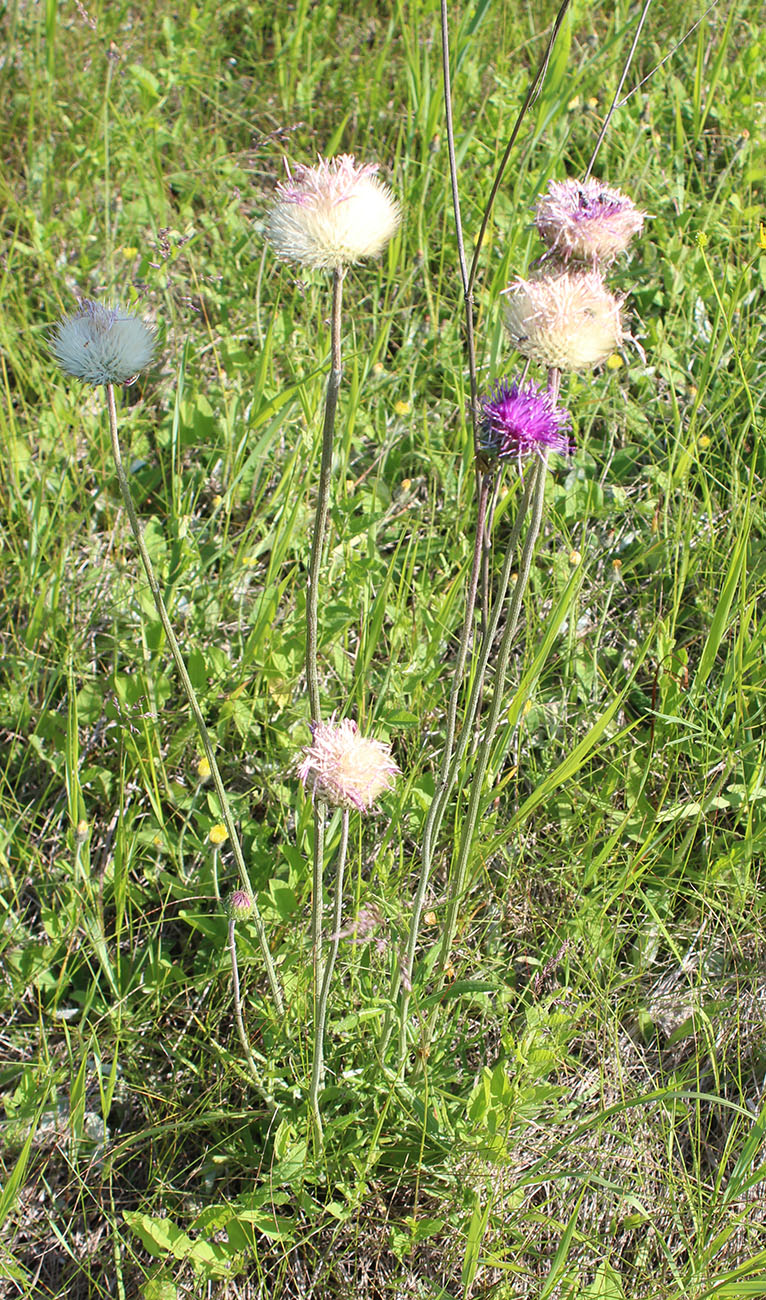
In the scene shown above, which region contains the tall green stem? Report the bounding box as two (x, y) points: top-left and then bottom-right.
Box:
(309, 808), (349, 1146)
(306, 267), (344, 724)
(106, 382), (284, 1015)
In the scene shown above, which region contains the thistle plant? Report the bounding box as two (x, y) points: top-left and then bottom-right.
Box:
(267, 155), (399, 1131)
(298, 718), (398, 1142)
(50, 298), (284, 1016)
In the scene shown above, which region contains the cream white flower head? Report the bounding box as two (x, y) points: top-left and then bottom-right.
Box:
(266, 154), (401, 270)
(535, 177), (645, 264)
(502, 270), (623, 371)
(50, 299), (156, 386)
(298, 717), (399, 812)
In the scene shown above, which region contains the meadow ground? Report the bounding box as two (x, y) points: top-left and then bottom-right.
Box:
(1, 0), (766, 1296)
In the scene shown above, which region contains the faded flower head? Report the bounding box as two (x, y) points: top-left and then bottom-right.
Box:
(502, 270), (623, 371)
(481, 378), (572, 468)
(50, 299), (156, 386)
(535, 177), (645, 264)
(266, 154), (401, 270)
(298, 717), (399, 813)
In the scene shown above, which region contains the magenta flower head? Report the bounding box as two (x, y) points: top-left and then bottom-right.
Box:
(481, 379), (572, 470)
(535, 178), (645, 264)
(298, 717), (399, 813)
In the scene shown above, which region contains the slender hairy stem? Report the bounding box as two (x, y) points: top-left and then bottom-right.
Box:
(309, 808), (349, 1145)
(393, 471), (534, 1061)
(311, 798), (326, 1050)
(440, 0), (479, 458)
(306, 267), (344, 724)
(229, 917), (259, 1082)
(106, 383), (283, 1015)
(436, 453), (549, 988)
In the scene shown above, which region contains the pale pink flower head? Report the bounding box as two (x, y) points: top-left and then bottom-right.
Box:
(298, 717), (399, 813)
(502, 270), (623, 372)
(266, 154), (401, 270)
(535, 177), (645, 264)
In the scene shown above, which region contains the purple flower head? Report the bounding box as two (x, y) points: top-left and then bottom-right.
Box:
(535, 178), (645, 264)
(481, 379), (572, 469)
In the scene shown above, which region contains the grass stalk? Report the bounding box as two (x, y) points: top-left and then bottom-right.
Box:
(105, 382), (284, 1015)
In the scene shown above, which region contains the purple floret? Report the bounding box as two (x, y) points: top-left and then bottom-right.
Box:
(481, 379), (573, 467)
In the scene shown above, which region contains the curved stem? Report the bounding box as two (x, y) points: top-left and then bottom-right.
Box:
(106, 382), (283, 1015)
(309, 807), (349, 1146)
(229, 917), (259, 1082)
(306, 268), (344, 724)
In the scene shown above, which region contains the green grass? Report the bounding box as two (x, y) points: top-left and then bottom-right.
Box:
(2, 0), (766, 1296)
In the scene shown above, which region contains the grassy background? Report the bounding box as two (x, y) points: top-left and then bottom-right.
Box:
(2, 0), (766, 1296)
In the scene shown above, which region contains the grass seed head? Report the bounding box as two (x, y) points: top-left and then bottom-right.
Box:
(535, 177), (646, 263)
(50, 298), (156, 386)
(266, 154), (401, 270)
(481, 378), (572, 467)
(298, 717), (399, 812)
(502, 270), (623, 371)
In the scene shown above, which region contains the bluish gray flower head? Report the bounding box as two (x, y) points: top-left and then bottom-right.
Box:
(50, 299), (156, 386)
(481, 379), (572, 469)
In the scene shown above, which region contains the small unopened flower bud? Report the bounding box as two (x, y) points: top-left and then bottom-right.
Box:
(227, 890), (252, 920)
(50, 299), (156, 386)
(209, 823), (228, 846)
(266, 154), (401, 270)
(75, 819), (89, 843)
(502, 270), (623, 372)
(298, 717), (399, 813)
(535, 178), (645, 264)
(196, 756), (212, 780)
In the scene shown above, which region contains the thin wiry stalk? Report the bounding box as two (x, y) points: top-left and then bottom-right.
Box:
(434, 450), (550, 992)
(306, 267), (344, 724)
(467, 0), (573, 298)
(228, 917), (260, 1084)
(584, 0), (654, 180)
(311, 798), (326, 1068)
(309, 807), (349, 1146)
(396, 469), (534, 1062)
(106, 383), (284, 1015)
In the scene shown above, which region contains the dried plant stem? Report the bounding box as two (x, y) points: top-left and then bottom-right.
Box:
(435, 451), (549, 992)
(306, 267), (344, 724)
(309, 808), (349, 1146)
(106, 382), (284, 1015)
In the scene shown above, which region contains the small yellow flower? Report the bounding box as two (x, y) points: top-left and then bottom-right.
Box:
(696, 231), (709, 249)
(394, 400), (410, 416)
(424, 911), (437, 926)
(209, 824), (228, 846)
(197, 756), (211, 780)
(568, 549), (581, 566)
(400, 478), (412, 492)
(759, 221), (766, 251)
(699, 435), (711, 449)
(606, 353), (623, 370)
(75, 819), (89, 843)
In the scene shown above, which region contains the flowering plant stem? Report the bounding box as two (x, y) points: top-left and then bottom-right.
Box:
(390, 468), (535, 1061)
(105, 382), (284, 1015)
(306, 267), (344, 724)
(304, 266), (344, 1141)
(434, 448), (550, 994)
(309, 807), (349, 1147)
